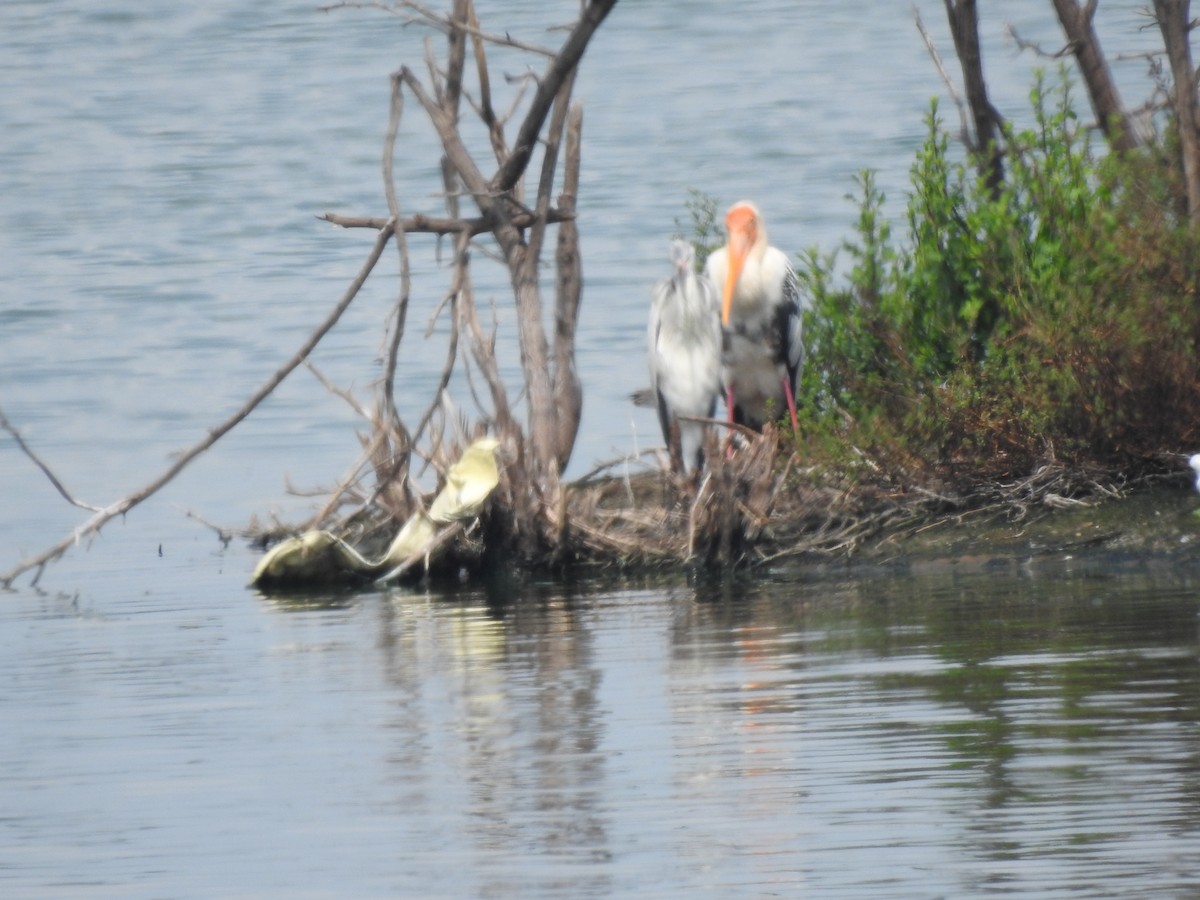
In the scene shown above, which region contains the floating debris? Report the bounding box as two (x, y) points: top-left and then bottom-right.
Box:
(251, 438), (500, 590)
(428, 437), (501, 523)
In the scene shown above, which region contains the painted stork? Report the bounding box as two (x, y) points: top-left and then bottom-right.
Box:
(703, 201), (803, 431)
(648, 239), (723, 473)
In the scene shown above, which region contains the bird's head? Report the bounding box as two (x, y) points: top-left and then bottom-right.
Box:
(669, 239), (695, 278)
(722, 201), (762, 326)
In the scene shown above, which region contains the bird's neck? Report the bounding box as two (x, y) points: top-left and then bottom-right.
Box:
(732, 248), (767, 307)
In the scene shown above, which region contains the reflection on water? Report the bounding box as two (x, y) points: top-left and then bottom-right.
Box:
(1, 553), (1199, 895)
(675, 567), (1200, 896)
(375, 585), (613, 895)
(10, 556), (1180, 898)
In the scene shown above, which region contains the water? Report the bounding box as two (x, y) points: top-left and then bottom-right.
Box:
(2, 1), (1198, 896)
(3, 559), (1199, 897)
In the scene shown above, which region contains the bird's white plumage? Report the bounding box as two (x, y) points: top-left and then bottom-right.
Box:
(704, 201), (803, 430)
(1189, 453), (1200, 493)
(648, 240), (722, 472)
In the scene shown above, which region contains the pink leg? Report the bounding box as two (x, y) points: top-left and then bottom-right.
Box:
(725, 385), (736, 459)
(782, 376), (799, 433)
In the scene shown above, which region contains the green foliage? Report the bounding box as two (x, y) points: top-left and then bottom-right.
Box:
(796, 69), (1200, 481)
(674, 188), (724, 271)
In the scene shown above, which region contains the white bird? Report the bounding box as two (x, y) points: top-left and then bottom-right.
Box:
(1188, 453), (1200, 493)
(703, 201), (803, 431)
(648, 239), (723, 473)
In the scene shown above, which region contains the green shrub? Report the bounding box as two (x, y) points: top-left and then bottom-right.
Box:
(796, 70), (1200, 480)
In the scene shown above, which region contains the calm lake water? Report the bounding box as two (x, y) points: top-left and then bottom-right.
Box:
(2, 1), (1198, 896)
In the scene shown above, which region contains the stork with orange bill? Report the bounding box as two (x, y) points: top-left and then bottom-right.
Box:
(703, 201), (803, 432)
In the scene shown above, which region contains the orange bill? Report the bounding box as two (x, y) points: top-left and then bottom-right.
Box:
(722, 205), (755, 326)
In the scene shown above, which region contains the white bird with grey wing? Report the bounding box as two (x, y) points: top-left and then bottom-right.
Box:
(704, 201), (803, 431)
(647, 239), (723, 473)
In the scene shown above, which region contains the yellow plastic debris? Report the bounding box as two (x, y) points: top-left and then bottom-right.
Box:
(250, 437), (502, 590)
(428, 437), (502, 524)
(380, 510), (437, 567)
(250, 529), (373, 587)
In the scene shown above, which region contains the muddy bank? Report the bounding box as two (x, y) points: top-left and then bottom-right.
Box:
(809, 481), (1200, 579)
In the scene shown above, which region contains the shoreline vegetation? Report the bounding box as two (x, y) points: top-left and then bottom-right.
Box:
(6, 0), (1200, 590)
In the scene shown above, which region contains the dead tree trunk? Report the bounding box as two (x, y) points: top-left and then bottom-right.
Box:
(305, 0), (617, 560)
(944, 0), (1006, 196)
(398, 0), (613, 486)
(1152, 0), (1200, 225)
(1050, 0), (1140, 153)
(553, 103), (585, 467)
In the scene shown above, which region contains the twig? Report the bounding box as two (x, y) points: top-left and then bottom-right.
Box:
(177, 506), (235, 546)
(304, 361), (372, 418)
(319, 207), (573, 233)
(457, 247), (515, 433)
(571, 448), (661, 485)
(411, 283), (460, 446)
(490, 0), (617, 195)
(381, 70), (413, 441)
(1006, 23), (1074, 59)
(0, 408), (103, 513)
(466, 0), (509, 164)
(321, 0), (558, 58)
(913, 5), (973, 147)
(302, 433), (381, 531)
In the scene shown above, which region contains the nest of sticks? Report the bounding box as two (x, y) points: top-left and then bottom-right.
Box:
(269, 408), (1142, 584)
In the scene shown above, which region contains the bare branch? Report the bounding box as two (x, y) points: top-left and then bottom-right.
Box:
(914, 6), (973, 148)
(381, 71), (414, 446)
(412, 296), (460, 446)
(178, 506), (235, 546)
(1153, 0), (1200, 222)
(0, 408), (103, 513)
(457, 244), (516, 436)
(444, 0), (468, 114)
(1050, 0), (1142, 152)
(942, 0), (1006, 194)
(398, 65), (492, 202)
(1006, 24), (1074, 59)
(552, 100), (584, 470)
(388, 0), (556, 57)
(304, 361), (372, 419)
(491, 0), (617, 195)
(302, 432), (381, 531)
(466, 0), (509, 164)
(525, 68), (576, 282)
(319, 207), (574, 233)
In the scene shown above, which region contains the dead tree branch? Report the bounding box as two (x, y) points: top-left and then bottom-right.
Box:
(1051, 0), (1142, 153)
(319, 208), (575, 233)
(392, 0), (614, 492)
(914, 6), (974, 148)
(553, 101), (585, 471)
(0, 409), (103, 514)
(943, 0), (1006, 195)
(490, 1), (615, 196)
(1153, 0), (1200, 224)
(380, 70), (415, 515)
(5, 1), (619, 586)
(321, 0), (559, 57)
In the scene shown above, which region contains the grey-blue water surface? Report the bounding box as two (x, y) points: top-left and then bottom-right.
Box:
(2, 1), (1199, 896)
